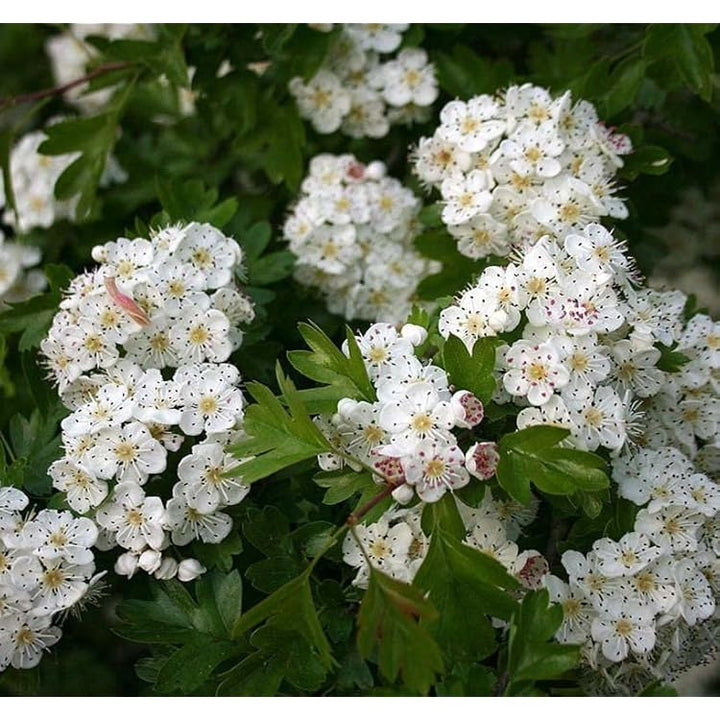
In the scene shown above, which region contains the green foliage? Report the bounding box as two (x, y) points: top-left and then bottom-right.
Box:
(441, 334), (499, 405)
(0, 264), (73, 351)
(497, 426), (610, 505)
(2, 22), (719, 698)
(357, 565), (444, 695)
(504, 589), (581, 696)
(288, 322), (376, 413)
(228, 364), (332, 484)
(224, 567), (335, 694)
(414, 497), (519, 661)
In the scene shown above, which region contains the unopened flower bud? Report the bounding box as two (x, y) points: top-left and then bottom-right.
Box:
(115, 552), (139, 578)
(177, 558), (206, 582)
(465, 441), (499, 480)
(154, 557), (179, 580)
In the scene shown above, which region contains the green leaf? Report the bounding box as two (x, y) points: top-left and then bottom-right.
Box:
(0, 128), (17, 218)
(357, 567), (444, 695)
(228, 366), (332, 484)
(314, 469), (376, 505)
(210, 570), (243, 637)
(0, 264), (73, 351)
(639, 680), (679, 696)
(154, 639), (238, 695)
(655, 342), (690, 372)
(414, 519), (518, 661)
(644, 24), (716, 101)
(114, 582), (199, 645)
(230, 568), (334, 686)
(442, 334), (498, 405)
(288, 321), (376, 405)
(603, 58), (646, 117)
(497, 426), (609, 505)
(506, 589), (581, 694)
(190, 530), (242, 573)
(247, 250), (295, 286)
(621, 144), (673, 179)
(157, 179), (237, 226)
(38, 79), (135, 219)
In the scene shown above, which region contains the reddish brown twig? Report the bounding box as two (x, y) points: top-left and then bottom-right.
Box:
(0, 62), (134, 113)
(347, 480), (403, 527)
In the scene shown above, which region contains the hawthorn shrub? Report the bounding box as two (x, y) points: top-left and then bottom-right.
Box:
(0, 23), (720, 697)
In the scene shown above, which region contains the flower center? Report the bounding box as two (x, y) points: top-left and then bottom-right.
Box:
(84, 335), (104, 353)
(44, 568), (65, 590)
(527, 362), (549, 382)
(16, 627), (36, 647)
(615, 618), (633, 637)
(191, 248), (213, 269)
(583, 407), (604, 428)
(363, 425), (384, 444)
(189, 325), (210, 345)
(425, 458), (446, 479)
(199, 396), (219, 415)
(411, 414), (433, 433)
(115, 441), (138, 463)
(368, 539), (389, 559)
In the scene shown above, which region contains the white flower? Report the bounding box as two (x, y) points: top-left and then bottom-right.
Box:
(165, 490), (232, 546)
(592, 533), (663, 578)
(570, 386), (626, 451)
(342, 516), (413, 588)
(438, 287), (508, 351)
(545, 576), (595, 645)
(591, 601), (656, 662)
(0, 614), (61, 670)
(176, 442), (249, 513)
(438, 97), (506, 153)
(379, 382), (457, 453)
(503, 339), (570, 406)
(289, 70), (352, 134)
(672, 559), (715, 626)
(23, 510), (98, 566)
(379, 48), (438, 108)
(441, 171), (493, 226)
(344, 24), (407, 53)
(95, 482), (166, 552)
(177, 365), (244, 436)
(401, 440), (469, 502)
(634, 506), (703, 553)
(89, 422), (167, 484)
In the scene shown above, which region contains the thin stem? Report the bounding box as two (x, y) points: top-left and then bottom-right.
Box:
(349, 524), (372, 567)
(0, 62), (134, 113)
(307, 523), (349, 571)
(335, 449), (391, 484)
(346, 481), (402, 527)
(0, 431), (16, 464)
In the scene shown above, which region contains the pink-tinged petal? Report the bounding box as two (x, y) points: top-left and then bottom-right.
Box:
(104, 276), (150, 327)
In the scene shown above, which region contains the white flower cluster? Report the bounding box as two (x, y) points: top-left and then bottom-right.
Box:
(40, 222), (256, 582)
(343, 490), (546, 591)
(0, 230), (45, 307)
(413, 84), (632, 260)
(283, 154), (439, 322)
(429, 215), (720, 679)
(439, 223), (669, 454)
(290, 24), (438, 138)
(314, 321), (498, 505)
(649, 183), (720, 316)
(0, 486), (99, 672)
(545, 440), (720, 681)
(0, 129), (127, 233)
(46, 24), (155, 114)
